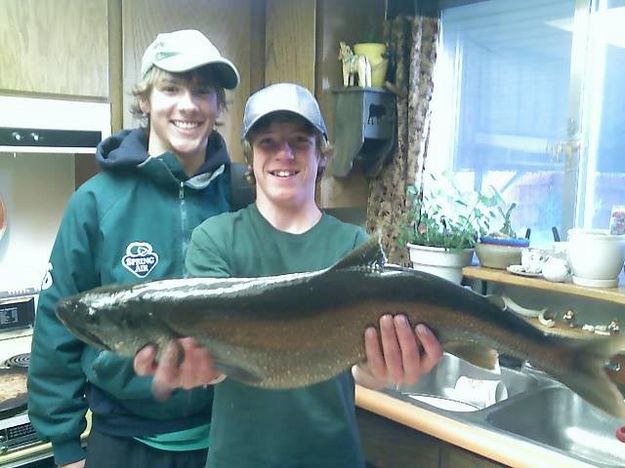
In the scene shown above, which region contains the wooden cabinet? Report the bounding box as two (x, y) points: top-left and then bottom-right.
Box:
(357, 408), (507, 468)
(264, 0), (316, 90)
(0, 0), (110, 98)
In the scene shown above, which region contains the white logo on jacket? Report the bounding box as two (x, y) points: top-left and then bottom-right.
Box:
(122, 242), (159, 278)
(41, 262), (53, 290)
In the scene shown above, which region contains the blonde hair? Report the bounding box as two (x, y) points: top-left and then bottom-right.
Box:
(241, 113), (334, 185)
(129, 67), (228, 126)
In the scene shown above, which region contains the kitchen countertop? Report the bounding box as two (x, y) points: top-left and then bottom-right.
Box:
(355, 385), (594, 468)
(0, 389), (596, 467)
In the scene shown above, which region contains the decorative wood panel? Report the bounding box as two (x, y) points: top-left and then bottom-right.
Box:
(0, 0), (109, 98)
(121, 0), (254, 163)
(264, 0), (316, 91)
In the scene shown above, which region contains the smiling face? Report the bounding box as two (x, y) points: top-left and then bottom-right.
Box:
(249, 116), (321, 211)
(140, 70), (222, 173)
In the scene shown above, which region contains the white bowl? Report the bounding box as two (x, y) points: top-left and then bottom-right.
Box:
(567, 229), (625, 287)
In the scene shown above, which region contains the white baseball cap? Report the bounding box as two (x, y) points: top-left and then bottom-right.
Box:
(242, 83), (328, 141)
(140, 29), (240, 89)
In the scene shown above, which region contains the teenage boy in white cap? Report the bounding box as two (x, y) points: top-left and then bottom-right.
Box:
(28, 29), (241, 468)
(135, 82), (443, 467)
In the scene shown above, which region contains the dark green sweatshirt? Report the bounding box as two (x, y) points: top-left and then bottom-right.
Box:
(27, 128), (231, 465)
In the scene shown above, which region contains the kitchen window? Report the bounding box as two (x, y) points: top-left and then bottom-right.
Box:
(427, 0), (625, 245)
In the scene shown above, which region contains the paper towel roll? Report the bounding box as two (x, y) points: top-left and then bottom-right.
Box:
(453, 376), (508, 409)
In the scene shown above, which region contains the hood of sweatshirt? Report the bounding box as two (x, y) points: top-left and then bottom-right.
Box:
(96, 127), (230, 177)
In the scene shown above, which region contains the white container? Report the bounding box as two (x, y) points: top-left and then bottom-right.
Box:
(541, 257), (570, 283)
(407, 243), (474, 284)
(567, 229), (625, 288)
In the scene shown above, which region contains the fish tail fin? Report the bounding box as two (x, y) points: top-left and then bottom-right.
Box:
(558, 334), (625, 420)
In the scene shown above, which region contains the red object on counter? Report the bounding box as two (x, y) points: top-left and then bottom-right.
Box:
(616, 426), (625, 443)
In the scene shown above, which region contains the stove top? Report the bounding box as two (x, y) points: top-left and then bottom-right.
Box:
(0, 331), (32, 365)
(1, 353), (29, 369)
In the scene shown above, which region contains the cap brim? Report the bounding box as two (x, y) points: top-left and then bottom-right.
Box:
(155, 56), (240, 89)
(243, 107), (328, 142)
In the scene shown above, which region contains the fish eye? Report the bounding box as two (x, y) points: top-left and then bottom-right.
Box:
(84, 309), (99, 323)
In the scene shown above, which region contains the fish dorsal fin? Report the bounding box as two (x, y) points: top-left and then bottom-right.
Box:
(329, 237), (386, 272)
(446, 342), (499, 371)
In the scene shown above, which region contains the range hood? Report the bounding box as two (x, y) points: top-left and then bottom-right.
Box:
(0, 96), (111, 153)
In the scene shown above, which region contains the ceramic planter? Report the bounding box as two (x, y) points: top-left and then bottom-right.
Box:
(567, 228), (625, 287)
(475, 236), (530, 270)
(407, 243), (474, 284)
(353, 43), (388, 87)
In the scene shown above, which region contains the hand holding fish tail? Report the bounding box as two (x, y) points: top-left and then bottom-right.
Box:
(134, 338), (223, 401)
(353, 315), (442, 391)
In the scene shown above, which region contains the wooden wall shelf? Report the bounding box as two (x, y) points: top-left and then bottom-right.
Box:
(463, 266), (625, 305)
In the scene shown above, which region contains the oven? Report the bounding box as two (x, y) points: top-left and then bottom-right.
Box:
(0, 289), (51, 467)
(0, 290), (91, 468)
(0, 96), (107, 467)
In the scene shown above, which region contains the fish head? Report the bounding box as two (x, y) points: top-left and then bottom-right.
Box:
(55, 288), (154, 356)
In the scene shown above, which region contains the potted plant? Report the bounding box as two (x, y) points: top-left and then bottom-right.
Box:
(399, 172), (494, 284)
(353, 24), (389, 88)
(475, 190), (530, 271)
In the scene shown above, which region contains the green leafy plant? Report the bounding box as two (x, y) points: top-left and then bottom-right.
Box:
(360, 17), (384, 44)
(480, 188), (521, 239)
(399, 172), (497, 251)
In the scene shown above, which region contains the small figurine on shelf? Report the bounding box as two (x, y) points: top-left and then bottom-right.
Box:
(339, 41), (357, 87)
(357, 54), (371, 87)
(338, 41), (371, 88)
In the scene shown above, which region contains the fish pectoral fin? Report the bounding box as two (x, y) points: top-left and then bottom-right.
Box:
(445, 343), (499, 370)
(214, 360), (264, 386)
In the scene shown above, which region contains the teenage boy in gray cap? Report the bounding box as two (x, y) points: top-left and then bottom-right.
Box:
(135, 82), (443, 467)
(28, 29), (240, 468)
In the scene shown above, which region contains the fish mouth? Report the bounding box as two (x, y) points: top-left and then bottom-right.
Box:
(72, 327), (112, 351)
(59, 317), (112, 351)
(56, 300), (112, 351)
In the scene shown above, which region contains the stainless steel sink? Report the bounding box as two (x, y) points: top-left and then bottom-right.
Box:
(487, 386), (625, 467)
(386, 353), (625, 467)
(396, 353), (538, 412)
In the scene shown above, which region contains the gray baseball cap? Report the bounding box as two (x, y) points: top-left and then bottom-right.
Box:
(242, 83), (328, 141)
(141, 29), (240, 89)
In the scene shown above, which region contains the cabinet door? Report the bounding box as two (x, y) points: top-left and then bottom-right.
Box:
(0, 0), (109, 98)
(265, 0), (316, 90)
(121, 0), (253, 163)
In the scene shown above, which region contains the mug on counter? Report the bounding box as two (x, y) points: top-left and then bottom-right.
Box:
(521, 248), (548, 274)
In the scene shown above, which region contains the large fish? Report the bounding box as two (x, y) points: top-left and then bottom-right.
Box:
(56, 238), (625, 419)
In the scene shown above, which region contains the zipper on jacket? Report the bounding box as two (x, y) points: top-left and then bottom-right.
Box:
(179, 181), (189, 273)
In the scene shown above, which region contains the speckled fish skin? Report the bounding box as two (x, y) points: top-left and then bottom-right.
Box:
(56, 238), (625, 419)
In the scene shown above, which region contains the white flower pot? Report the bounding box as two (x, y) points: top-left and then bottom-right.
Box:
(567, 229), (625, 288)
(407, 243), (474, 284)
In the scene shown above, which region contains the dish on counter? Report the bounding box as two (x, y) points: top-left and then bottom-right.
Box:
(506, 264), (542, 278)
